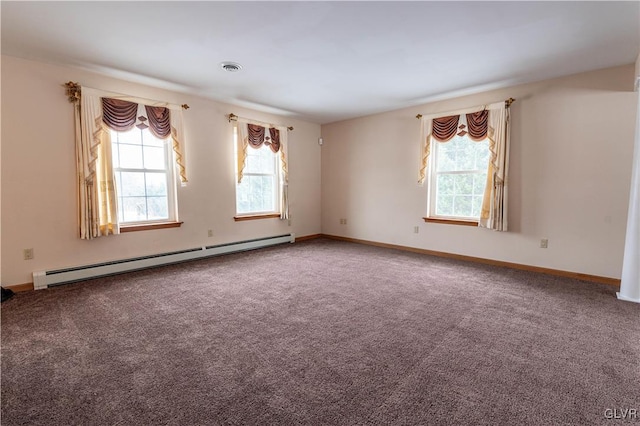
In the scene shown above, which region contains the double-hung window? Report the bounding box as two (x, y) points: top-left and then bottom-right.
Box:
(420, 101), (511, 231)
(428, 133), (489, 220)
(423, 110), (492, 223)
(111, 127), (177, 224)
(70, 87), (187, 239)
(234, 126), (280, 216)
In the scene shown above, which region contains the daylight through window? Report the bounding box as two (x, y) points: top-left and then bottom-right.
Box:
(235, 128), (280, 215)
(111, 128), (176, 224)
(428, 133), (489, 220)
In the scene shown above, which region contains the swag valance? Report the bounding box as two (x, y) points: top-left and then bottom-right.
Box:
(247, 124), (281, 153)
(102, 98), (172, 139)
(431, 110), (488, 142)
(432, 109), (489, 142)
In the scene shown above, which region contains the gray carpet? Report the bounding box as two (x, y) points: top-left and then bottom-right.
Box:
(1, 238), (639, 425)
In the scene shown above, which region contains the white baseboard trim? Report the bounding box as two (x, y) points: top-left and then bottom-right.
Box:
(616, 292), (640, 303)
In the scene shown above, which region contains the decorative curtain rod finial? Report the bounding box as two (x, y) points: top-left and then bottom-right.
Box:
(287, 126), (294, 131)
(228, 113), (238, 122)
(505, 97), (515, 107)
(181, 104), (190, 110)
(416, 114), (423, 119)
(64, 81), (81, 103)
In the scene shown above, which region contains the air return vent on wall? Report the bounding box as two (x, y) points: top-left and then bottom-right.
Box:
(33, 234), (294, 290)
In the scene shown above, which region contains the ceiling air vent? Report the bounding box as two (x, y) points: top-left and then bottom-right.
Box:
(220, 62), (242, 72)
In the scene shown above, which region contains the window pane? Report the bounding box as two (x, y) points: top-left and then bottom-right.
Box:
(475, 141), (490, 168)
(244, 146), (275, 174)
(436, 143), (456, 172)
(436, 195), (454, 216)
(120, 172), (145, 196)
(145, 172), (167, 196)
(453, 196), (473, 217)
(122, 197), (147, 222)
(456, 147), (476, 171)
(143, 146), (165, 170)
(147, 197), (169, 220)
(143, 130), (165, 147)
(436, 174), (455, 195)
(118, 144), (144, 169)
(117, 129), (142, 145)
(472, 196), (483, 218)
(454, 174), (474, 195)
(237, 175), (275, 214)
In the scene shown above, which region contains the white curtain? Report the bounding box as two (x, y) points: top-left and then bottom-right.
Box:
(279, 129), (289, 220)
(418, 116), (433, 186)
(169, 109), (188, 185)
(479, 102), (510, 231)
(618, 88), (640, 303)
(236, 121), (249, 183)
(234, 118), (289, 219)
(77, 88), (119, 239)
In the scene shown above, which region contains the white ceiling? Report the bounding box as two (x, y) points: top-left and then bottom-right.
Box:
(2, 1), (639, 124)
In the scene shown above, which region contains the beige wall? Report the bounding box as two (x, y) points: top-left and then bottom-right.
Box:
(321, 65), (638, 279)
(1, 56), (322, 286)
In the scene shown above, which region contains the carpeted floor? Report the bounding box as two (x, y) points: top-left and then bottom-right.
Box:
(1, 238), (639, 425)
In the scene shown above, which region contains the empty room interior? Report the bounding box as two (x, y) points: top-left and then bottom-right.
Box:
(1, 2), (640, 425)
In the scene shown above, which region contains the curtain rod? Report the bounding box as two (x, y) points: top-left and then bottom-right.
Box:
(415, 97), (515, 119)
(63, 82), (189, 110)
(227, 113), (293, 131)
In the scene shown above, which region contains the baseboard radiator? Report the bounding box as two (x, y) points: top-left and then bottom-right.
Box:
(33, 233), (295, 290)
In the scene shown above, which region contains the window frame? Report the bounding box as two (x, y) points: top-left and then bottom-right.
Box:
(110, 127), (179, 226)
(426, 133), (489, 223)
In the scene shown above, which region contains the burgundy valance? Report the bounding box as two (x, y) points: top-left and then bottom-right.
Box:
(432, 110), (488, 142)
(268, 127), (281, 153)
(432, 115), (459, 142)
(466, 110), (488, 141)
(247, 124), (266, 148)
(246, 124), (280, 153)
(145, 105), (171, 139)
(102, 98), (137, 132)
(101, 98), (172, 139)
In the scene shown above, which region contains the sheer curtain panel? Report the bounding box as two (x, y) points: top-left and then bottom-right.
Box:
(77, 87), (119, 239)
(479, 102), (510, 231)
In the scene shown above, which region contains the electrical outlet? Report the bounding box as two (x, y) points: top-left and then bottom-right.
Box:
(414, 226), (419, 234)
(23, 248), (34, 260)
(540, 239), (548, 249)
(207, 229), (213, 237)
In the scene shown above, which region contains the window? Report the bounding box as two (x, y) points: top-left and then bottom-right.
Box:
(235, 127), (280, 216)
(427, 133), (489, 221)
(111, 128), (177, 224)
